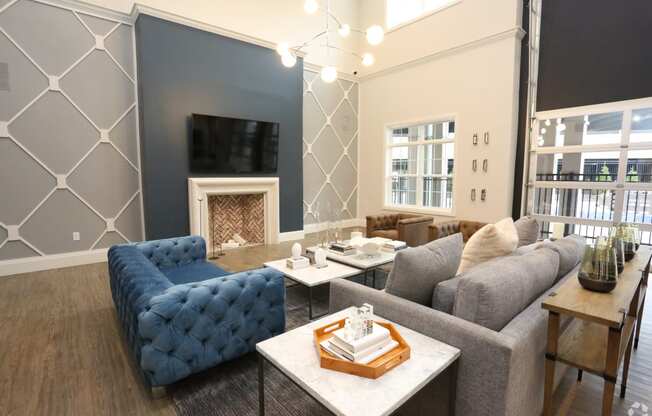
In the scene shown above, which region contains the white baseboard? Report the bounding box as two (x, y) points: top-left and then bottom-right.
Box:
(278, 230), (305, 242)
(0, 219), (367, 276)
(303, 218), (365, 234)
(0, 249), (109, 277)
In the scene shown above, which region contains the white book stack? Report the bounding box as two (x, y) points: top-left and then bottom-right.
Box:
(382, 240), (407, 253)
(320, 322), (398, 364)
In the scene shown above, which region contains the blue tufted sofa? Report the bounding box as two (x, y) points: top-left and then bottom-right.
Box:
(108, 235), (286, 387)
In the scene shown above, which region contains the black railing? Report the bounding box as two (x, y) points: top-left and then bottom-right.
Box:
(423, 177), (452, 209)
(536, 173), (652, 182)
(534, 188), (615, 221)
(538, 221), (652, 246)
(390, 177), (452, 208)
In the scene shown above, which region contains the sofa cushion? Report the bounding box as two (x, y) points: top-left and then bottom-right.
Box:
(539, 234), (585, 281)
(385, 233), (463, 305)
(161, 261), (229, 285)
(514, 216), (540, 247)
(453, 248), (560, 331)
(457, 217), (519, 273)
(431, 275), (462, 313)
(514, 241), (543, 256)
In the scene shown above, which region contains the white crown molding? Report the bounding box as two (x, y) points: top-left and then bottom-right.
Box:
(359, 26), (526, 82)
(26, 0), (133, 24)
(0, 249), (109, 278)
(130, 4), (307, 58)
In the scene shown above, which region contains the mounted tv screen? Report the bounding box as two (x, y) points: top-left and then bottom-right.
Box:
(190, 113), (279, 174)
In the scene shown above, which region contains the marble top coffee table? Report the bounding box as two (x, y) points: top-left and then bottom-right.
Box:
(264, 259), (362, 320)
(305, 246), (396, 288)
(256, 307), (461, 416)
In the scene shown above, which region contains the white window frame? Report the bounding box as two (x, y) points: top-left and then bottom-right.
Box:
(526, 97), (652, 236)
(383, 116), (457, 216)
(385, 0), (462, 32)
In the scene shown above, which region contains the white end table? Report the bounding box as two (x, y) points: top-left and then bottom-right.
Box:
(264, 259), (362, 320)
(305, 246), (396, 289)
(256, 307), (461, 416)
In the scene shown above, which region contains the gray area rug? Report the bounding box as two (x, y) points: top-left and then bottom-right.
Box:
(171, 273), (387, 416)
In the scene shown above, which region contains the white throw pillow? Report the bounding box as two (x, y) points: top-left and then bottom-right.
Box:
(457, 217), (519, 273)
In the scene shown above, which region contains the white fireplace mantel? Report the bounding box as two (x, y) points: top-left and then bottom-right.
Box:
(188, 177), (280, 245)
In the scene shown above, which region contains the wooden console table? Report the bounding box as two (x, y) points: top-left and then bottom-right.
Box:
(542, 246), (650, 416)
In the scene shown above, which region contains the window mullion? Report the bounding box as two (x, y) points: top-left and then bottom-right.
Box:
(614, 110), (632, 223)
(416, 144), (424, 208)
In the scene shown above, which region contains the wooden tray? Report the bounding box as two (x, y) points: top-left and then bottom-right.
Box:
(314, 318), (410, 379)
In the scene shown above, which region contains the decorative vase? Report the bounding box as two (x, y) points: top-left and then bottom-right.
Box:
(614, 223), (637, 261)
(608, 228), (625, 273)
(578, 237), (619, 293)
(314, 247), (328, 268)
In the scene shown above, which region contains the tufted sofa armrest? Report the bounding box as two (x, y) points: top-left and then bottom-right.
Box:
(137, 267), (285, 386)
(134, 235), (206, 270)
(108, 244), (174, 383)
(397, 215), (433, 247)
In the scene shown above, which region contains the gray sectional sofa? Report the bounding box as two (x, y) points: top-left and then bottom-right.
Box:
(329, 235), (585, 416)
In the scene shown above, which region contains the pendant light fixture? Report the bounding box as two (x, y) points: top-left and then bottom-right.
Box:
(276, 0), (384, 83)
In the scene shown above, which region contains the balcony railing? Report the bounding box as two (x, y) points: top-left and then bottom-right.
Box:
(535, 173), (652, 182)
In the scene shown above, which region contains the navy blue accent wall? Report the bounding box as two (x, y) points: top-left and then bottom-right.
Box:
(135, 15), (303, 239)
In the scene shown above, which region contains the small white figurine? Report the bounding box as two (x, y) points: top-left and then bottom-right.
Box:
(291, 242), (302, 259)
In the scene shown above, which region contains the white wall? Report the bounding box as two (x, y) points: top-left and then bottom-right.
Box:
(357, 0), (523, 223)
(78, 0), (363, 73)
(358, 0), (521, 76)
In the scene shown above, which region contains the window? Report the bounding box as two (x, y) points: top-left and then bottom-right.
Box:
(386, 0), (458, 29)
(527, 100), (652, 244)
(385, 120), (455, 212)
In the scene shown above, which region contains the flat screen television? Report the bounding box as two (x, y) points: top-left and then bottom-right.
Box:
(190, 113), (279, 173)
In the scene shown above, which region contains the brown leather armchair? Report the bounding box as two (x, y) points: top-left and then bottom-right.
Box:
(428, 220), (486, 243)
(366, 213), (433, 247)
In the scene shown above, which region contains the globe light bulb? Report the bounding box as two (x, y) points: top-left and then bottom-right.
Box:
(361, 53), (374, 66)
(304, 0), (319, 14)
(276, 42), (290, 56)
(366, 25), (384, 45)
(338, 24), (351, 37)
(633, 114), (642, 123)
(541, 128), (547, 134)
(281, 53), (297, 68)
(545, 119), (551, 126)
(320, 66), (337, 83)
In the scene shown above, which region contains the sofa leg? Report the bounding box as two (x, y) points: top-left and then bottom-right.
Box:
(150, 386), (167, 399)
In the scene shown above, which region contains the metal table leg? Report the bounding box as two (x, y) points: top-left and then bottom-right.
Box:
(258, 353), (265, 416)
(308, 285), (328, 321)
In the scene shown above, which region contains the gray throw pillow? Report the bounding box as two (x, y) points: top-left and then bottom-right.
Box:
(539, 234), (585, 280)
(514, 216), (540, 247)
(453, 248), (559, 331)
(385, 233), (463, 305)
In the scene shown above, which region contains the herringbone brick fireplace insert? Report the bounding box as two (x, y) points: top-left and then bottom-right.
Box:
(208, 194), (265, 247)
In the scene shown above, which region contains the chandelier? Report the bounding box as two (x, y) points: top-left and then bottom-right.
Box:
(276, 0), (385, 83)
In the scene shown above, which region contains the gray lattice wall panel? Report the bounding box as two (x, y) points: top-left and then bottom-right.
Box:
(0, 0), (143, 260)
(303, 70), (359, 225)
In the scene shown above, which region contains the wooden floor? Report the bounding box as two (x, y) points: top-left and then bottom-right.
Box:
(0, 231), (650, 416)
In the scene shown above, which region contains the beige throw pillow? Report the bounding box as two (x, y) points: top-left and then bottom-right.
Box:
(457, 217), (519, 273)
